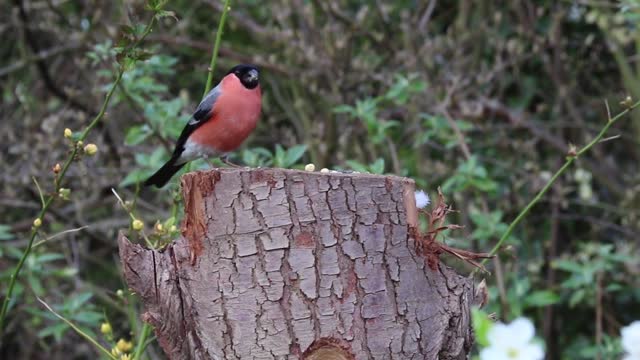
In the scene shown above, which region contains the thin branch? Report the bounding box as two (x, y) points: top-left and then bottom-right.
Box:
(203, 0), (232, 97)
(481, 100), (640, 265)
(0, 13), (158, 334)
(37, 298), (117, 360)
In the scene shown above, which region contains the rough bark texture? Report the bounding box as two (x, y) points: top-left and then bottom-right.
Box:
(119, 168), (476, 359)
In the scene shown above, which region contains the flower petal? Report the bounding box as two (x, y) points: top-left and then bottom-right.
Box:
(480, 347), (510, 360)
(487, 323), (514, 349)
(507, 318), (536, 346)
(520, 343), (545, 360)
(621, 321), (640, 354)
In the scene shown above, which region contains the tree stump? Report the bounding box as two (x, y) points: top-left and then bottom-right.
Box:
(119, 168), (477, 359)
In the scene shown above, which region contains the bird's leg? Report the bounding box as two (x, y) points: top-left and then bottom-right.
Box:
(220, 155), (241, 168)
(202, 154), (217, 169)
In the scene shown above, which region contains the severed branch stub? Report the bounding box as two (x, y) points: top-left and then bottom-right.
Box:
(119, 168), (480, 359)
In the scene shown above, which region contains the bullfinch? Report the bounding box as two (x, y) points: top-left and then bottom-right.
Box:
(144, 64), (262, 187)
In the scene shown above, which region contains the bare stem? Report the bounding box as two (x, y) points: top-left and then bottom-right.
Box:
(133, 323), (153, 360)
(203, 0), (232, 97)
(0, 15), (157, 334)
(482, 100), (639, 265)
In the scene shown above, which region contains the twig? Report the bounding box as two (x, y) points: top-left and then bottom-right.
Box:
(32, 177), (45, 208)
(598, 134), (621, 143)
(0, 13), (158, 334)
(595, 272), (603, 360)
(33, 225), (90, 247)
(481, 100), (640, 265)
(0, 43), (80, 77)
(37, 298), (117, 360)
(203, 0), (232, 97)
(133, 323), (153, 359)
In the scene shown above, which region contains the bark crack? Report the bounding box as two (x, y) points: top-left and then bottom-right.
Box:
(118, 169), (475, 360)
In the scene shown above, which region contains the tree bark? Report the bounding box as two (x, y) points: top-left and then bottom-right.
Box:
(119, 168), (477, 359)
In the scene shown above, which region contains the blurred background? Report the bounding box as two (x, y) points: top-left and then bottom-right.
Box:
(1, 0), (639, 359)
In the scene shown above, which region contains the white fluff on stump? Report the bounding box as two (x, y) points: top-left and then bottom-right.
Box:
(118, 168), (479, 359)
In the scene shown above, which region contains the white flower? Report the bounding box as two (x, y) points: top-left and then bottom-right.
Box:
(480, 318), (544, 360)
(414, 190), (430, 209)
(622, 321), (640, 360)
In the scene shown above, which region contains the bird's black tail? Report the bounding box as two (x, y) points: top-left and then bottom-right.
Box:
(144, 157), (186, 188)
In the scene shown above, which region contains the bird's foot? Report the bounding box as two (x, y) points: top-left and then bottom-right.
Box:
(202, 155), (217, 169)
(220, 155), (242, 168)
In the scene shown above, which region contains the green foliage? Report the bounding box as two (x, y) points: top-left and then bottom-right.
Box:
(553, 244), (632, 308)
(471, 308), (493, 347)
(241, 144), (308, 168)
(442, 156), (499, 194)
(121, 147), (170, 187)
(345, 158), (385, 174)
(30, 293), (101, 342)
(414, 114), (473, 148)
(334, 74), (425, 146)
(2, 0), (639, 358)
(564, 334), (623, 359)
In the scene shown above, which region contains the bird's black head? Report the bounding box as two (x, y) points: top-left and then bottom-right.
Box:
(227, 64), (260, 89)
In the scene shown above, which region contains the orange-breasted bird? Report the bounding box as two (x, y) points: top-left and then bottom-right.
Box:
(144, 64), (262, 187)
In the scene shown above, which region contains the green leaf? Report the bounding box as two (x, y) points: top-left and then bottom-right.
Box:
(333, 105), (355, 114)
(471, 308), (493, 347)
(274, 144), (286, 167)
(524, 290), (560, 307)
(569, 288), (586, 307)
(0, 224), (14, 240)
(552, 259), (584, 274)
(125, 125), (152, 145)
(36, 253), (65, 263)
(242, 147), (273, 167)
(37, 322), (69, 340)
(27, 274), (45, 296)
(163, 217), (176, 229)
(74, 311), (103, 325)
(370, 158), (385, 174)
(120, 169), (153, 187)
(284, 145), (307, 167)
(345, 160), (369, 173)
(155, 10), (178, 21)
(68, 292), (93, 311)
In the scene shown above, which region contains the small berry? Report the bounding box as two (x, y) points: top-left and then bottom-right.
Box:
(320, 168), (330, 173)
(58, 188), (71, 200)
(132, 219), (144, 231)
(64, 128), (73, 138)
(111, 347), (121, 357)
(116, 289), (124, 298)
(169, 225), (177, 232)
(304, 163), (315, 172)
(100, 322), (112, 335)
(620, 95), (633, 108)
(84, 143), (98, 155)
(33, 218), (42, 228)
(116, 338), (133, 353)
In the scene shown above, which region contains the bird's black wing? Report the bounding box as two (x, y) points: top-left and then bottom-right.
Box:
(171, 84), (222, 157)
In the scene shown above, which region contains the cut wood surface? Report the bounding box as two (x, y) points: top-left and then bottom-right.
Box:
(119, 168), (477, 359)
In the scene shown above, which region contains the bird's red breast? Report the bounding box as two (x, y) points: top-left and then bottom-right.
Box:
(189, 73), (262, 152)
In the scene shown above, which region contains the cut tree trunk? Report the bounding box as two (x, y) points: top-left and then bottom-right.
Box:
(119, 168), (477, 359)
